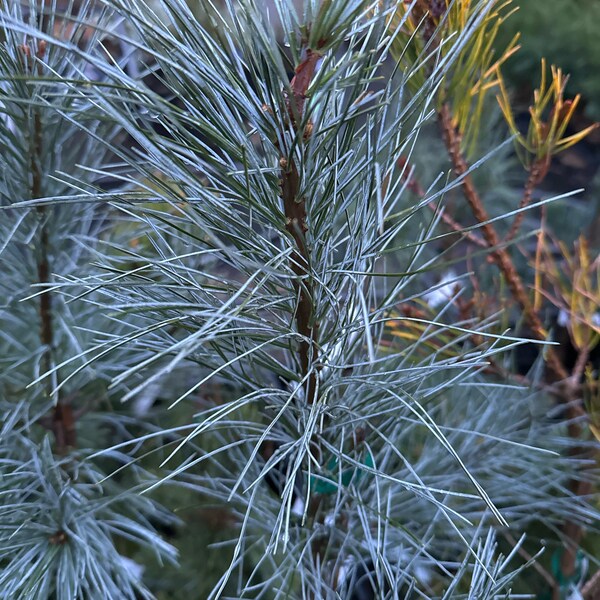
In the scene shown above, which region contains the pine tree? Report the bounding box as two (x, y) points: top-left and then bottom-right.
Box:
(0, 2), (176, 598)
(1, 0), (598, 598)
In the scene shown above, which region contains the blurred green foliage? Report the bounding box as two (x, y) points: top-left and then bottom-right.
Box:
(497, 1), (600, 118)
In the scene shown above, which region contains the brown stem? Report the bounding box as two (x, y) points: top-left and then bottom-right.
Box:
(269, 56), (327, 595)
(280, 56), (326, 594)
(573, 345), (591, 383)
(52, 401), (77, 451)
(427, 202), (488, 248)
(280, 49), (322, 407)
(396, 164), (544, 387)
(281, 155), (317, 391)
(286, 49), (320, 127)
(397, 155), (487, 248)
(437, 103), (570, 383)
(32, 110), (53, 384)
(503, 156), (548, 244)
(29, 41), (76, 453)
(438, 100), (590, 594)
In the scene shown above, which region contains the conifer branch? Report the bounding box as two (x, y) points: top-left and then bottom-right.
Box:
(437, 101), (572, 384)
(438, 98), (588, 599)
(1, 1), (596, 597)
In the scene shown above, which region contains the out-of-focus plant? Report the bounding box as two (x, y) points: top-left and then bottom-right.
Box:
(535, 233), (600, 450)
(535, 234), (600, 356)
(498, 59), (599, 185)
(386, 0), (600, 597)
(494, 0), (600, 120)
(0, 3), (177, 598)
(387, 0), (519, 156)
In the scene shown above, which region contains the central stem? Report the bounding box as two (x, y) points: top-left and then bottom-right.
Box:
(280, 49), (321, 405)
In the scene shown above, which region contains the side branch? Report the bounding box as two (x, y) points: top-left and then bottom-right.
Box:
(438, 100), (588, 593)
(32, 110), (53, 381)
(437, 102), (569, 382)
(504, 156), (549, 244)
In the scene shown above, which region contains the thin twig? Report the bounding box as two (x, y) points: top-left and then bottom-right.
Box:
(437, 102), (571, 383)
(573, 345), (592, 383)
(397, 155), (487, 248)
(429, 203), (489, 248)
(504, 156), (549, 244)
(502, 532), (557, 591)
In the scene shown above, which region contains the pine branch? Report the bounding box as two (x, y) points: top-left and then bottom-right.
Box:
(437, 98), (589, 598)
(0, 4), (178, 597)
(25, 38), (77, 453)
(3, 1), (595, 597)
(437, 101), (572, 384)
